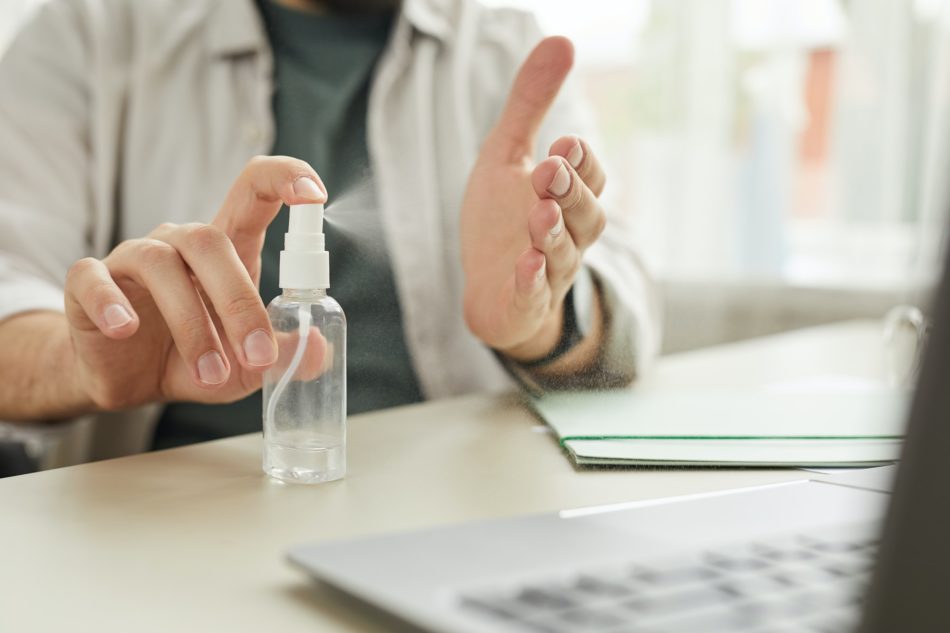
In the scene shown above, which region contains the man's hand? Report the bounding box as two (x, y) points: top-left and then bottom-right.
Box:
(460, 36), (608, 364)
(63, 156), (328, 411)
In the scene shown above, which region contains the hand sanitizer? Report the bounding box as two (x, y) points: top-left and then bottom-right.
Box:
(263, 202), (346, 484)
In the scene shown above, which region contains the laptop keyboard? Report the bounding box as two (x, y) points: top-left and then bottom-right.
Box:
(457, 526), (879, 633)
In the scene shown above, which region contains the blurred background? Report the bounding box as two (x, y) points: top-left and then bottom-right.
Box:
(478, 0), (950, 352)
(1, 0), (948, 470)
(3, 0), (947, 353)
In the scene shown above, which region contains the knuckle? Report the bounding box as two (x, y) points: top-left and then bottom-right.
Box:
(246, 155), (269, 170)
(136, 239), (180, 269)
(107, 239), (134, 259)
(553, 252), (581, 285)
(182, 223), (228, 255)
(550, 230), (572, 255)
(174, 311), (214, 346)
(569, 257), (583, 279)
(220, 293), (263, 321)
(548, 238), (575, 271)
(152, 222), (179, 236)
(66, 257), (99, 283)
(85, 281), (119, 310)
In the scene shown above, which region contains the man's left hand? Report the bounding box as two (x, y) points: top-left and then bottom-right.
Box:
(460, 36), (607, 362)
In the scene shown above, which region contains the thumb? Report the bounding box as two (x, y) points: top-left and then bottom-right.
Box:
(485, 36), (574, 163)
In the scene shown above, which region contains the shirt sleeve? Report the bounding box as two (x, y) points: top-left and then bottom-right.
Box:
(495, 10), (664, 393)
(0, 1), (95, 324)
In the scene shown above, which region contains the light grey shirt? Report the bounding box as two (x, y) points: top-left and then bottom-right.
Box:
(0, 0), (662, 459)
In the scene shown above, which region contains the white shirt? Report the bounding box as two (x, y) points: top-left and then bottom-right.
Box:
(0, 0), (661, 459)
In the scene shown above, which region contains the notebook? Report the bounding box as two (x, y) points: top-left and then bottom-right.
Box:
(531, 389), (908, 467)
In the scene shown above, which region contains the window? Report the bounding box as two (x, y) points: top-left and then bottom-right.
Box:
(485, 0), (950, 289)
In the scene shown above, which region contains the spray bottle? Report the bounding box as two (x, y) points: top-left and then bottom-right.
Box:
(263, 202), (346, 484)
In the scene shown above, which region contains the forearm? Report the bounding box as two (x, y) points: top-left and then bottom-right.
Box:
(0, 311), (94, 421)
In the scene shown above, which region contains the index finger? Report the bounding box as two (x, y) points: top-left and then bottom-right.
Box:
(213, 156), (327, 272)
(484, 36), (574, 163)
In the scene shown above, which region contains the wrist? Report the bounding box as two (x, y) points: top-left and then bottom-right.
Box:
(56, 324), (99, 416)
(497, 298), (566, 362)
(0, 312), (97, 421)
(37, 313), (99, 417)
(501, 272), (605, 376)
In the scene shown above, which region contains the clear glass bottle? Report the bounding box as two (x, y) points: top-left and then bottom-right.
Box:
(262, 288), (346, 484)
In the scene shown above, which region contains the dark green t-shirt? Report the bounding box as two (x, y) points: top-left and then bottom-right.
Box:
(153, 1), (423, 450)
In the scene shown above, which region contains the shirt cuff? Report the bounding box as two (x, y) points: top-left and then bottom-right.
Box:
(495, 266), (637, 395)
(0, 278), (65, 324)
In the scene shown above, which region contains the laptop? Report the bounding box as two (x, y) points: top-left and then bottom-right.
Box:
(288, 246), (950, 632)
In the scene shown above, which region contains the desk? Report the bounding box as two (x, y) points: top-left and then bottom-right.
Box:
(0, 320), (886, 632)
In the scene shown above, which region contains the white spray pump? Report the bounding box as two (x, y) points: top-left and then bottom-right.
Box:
(279, 203), (329, 290)
(262, 203), (347, 484)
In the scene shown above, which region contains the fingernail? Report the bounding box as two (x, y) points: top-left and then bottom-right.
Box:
(567, 141), (583, 168)
(197, 351), (228, 385)
(547, 163), (571, 197)
(549, 210), (563, 237)
(293, 177), (324, 202)
(244, 329), (277, 367)
(103, 304), (132, 329)
(536, 259), (547, 281)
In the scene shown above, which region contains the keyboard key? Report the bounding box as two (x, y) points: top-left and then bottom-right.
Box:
(460, 584), (583, 622)
(704, 553), (772, 572)
(636, 564), (720, 586)
(822, 557), (874, 579)
(759, 587), (860, 620)
(513, 586), (579, 611)
(513, 620), (567, 633)
(715, 574), (789, 599)
(629, 602), (768, 632)
(525, 606), (640, 633)
(560, 607), (627, 630)
(753, 544), (820, 563)
(573, 575), (634, 599)
(622, 585), (733, 616)
(769, 565), (842, 588)
(459, 595), (523, 620)
(801, 536), (874, 554)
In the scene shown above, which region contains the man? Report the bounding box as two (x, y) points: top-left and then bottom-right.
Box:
(0, 0), (660, 456)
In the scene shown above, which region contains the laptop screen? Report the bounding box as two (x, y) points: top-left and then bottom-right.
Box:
(860, 242), (950, 632)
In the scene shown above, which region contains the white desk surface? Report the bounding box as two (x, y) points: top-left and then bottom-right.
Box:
(0, 320), (888, 632)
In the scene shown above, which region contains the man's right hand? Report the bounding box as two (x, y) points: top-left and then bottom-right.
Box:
(63, 156), (327, 411)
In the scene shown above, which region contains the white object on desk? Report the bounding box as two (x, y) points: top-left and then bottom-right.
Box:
(533, 388), (908, 467)
(567, 438), (902, 466)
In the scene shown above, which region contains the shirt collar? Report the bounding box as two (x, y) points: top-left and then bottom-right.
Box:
(206, 0), (451, 57)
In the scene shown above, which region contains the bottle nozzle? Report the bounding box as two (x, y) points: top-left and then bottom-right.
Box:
(279, 203), (329, 290)
(288, 202), (324, 234)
